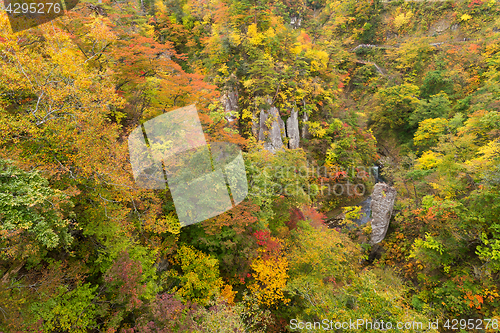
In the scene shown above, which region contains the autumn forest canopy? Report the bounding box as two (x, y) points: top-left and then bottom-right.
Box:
(0, 0), (500, 331)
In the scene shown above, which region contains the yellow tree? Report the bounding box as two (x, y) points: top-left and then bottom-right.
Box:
(248, 254), (290, 308)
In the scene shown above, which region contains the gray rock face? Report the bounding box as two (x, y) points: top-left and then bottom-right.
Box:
(258, 105), (285, 153)
(429, 19), (451, 35)
(258, 108), (268, 142)
(251, 110), (260, 138)
(369, 183), (397, 245)
(286, 108), (300, 149)
(221, 87), (238, 122)
(255, 99), (302, 153)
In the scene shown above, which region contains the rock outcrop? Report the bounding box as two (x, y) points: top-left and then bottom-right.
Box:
(245, 98), (304, 152)
(221, 86), (238, 122)
(258, 105), (286, 154)
(369, 183), (397, 245)
(286, 107), (300, 149)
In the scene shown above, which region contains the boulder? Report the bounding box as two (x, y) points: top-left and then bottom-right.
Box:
(369, 183), (397, 245)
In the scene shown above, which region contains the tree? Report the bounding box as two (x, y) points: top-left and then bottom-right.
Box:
(170, 245), (223, 306)
(248, 254), (289, 308)
(420, 70), (457, 99)
(124, 293), (201, 333)
(185, 200), (260, 285)
(0, 159), (74, 265)
(371, 83), (420, 137)
(409, 92), (452, 128)
(30, 282), (98, 333)
(413, 118), (449, 150)
(285, 221), (435, 330)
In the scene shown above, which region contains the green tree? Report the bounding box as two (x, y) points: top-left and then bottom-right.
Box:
(0, 159), (74, 264)
(371, 83), (420, 136)
(409, 92), (452, 128)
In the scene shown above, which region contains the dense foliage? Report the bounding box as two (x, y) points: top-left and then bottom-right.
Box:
(0, 0), (500, 332)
